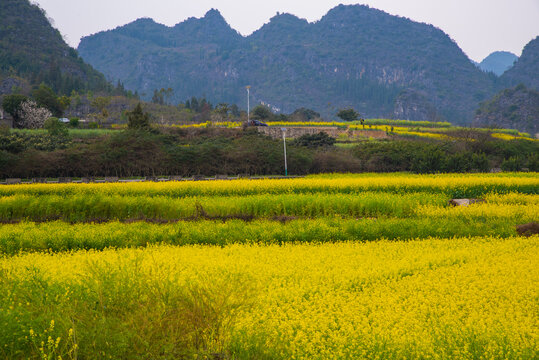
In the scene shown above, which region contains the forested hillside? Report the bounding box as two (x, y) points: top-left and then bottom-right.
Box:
(79, 5), (499, 124)
(474, 84), (539, 135)
(0, 0), (111, 95)
(501, 36), (539, 90)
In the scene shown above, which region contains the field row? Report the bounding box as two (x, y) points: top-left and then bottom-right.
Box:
(1, 236), (537, 359)
(0, 192), (536, 223)
(0, 216), (530, 255)
(0, 192), (443, 221)
(0, 173), (537, 198)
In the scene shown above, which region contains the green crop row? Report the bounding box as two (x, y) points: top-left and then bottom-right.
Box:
(0, 192), (448, 222)
(0, 217), (525, 255)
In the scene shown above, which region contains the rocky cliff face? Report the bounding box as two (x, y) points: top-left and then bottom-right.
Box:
(79, 5), (498, 123)
(473, 84), (539, 135)
(501, 37), (539, 90)
(393, 89), (440, 122)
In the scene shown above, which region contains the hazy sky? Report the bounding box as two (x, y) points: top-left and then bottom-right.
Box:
(33, 0), (539, 62)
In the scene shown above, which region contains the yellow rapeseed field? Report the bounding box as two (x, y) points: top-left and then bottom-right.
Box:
(0, 173), (537, 358)
(0, 236), (537, 359)
(1, 173), (537, 198)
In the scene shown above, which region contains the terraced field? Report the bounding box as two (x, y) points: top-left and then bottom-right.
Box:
(0, 173), (537, 359)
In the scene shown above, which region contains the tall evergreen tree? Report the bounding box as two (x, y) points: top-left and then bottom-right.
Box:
(127, 103), (151, 130)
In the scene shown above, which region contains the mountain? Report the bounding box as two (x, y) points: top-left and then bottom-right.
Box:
(0, 0), (111, 95)
(501, 37), (539, 90)
(78, 5), (498, 123)
(478, 51), (518, 76)
(473, 84), (539, 135)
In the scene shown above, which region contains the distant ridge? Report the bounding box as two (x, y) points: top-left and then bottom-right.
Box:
(478, 51), (518, 76)
(79, 4), (499, 123)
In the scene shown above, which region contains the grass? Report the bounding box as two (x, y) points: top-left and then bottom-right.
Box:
(11, 128), (116, 138)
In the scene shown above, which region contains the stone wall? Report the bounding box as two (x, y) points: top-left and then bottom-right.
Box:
(257, 127), (389, 140)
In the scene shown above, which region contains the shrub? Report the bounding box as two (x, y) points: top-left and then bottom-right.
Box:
(292, 132), (336, 148)
(69, 118), (80, 127)
(501, 157), (524, 172)
(310, 150), (362, 173)
(44, 117), (68, 137)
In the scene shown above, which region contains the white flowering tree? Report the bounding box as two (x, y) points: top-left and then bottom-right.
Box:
(16, 100), (52, 129)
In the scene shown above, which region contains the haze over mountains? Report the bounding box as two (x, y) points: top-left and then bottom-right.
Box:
(78, 5), (537, 124)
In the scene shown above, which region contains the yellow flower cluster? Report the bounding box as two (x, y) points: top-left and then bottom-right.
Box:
(491, 133), (538, 141)
(393, 129), (449, 139)
(265, 121), (346, 127)
(169, 121), (242, 129)
(415, 202), (538, 220)
(1, 173), (537, 198)
(1, 237), (537, 358)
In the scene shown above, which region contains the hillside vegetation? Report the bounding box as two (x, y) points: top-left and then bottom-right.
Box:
(1, 121), (537, 179)
(78, 5), (500, 124)
(0, 0), (112, 95)
(474, 84), (539, 135)
(501, 36), (539, 90)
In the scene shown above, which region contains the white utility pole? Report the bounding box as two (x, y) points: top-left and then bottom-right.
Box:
(281, 128), (288, 176)
(246, 85), (251, 123)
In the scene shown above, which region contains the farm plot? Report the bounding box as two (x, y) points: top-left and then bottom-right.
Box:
(0, 173), (537, 359)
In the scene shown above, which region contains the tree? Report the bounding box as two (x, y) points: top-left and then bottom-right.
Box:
(2, 94), (28, 127)
(199, 98), (212, 112)
(152, 89), (164, 105)
(152, 88), (174, 105)
(292, 107), (320, 121)
(292, 132), (336, 148)
(163, 88), (174, 104)
(91, 96), (111, 122)
(17, 100), (52, 129)
(190, 97), (199, 112)
(215, 103), (230, 119)
(229, 104), (240, 117)
(252, 105), (273, 120)
(58, 95), (71, 111)
(127, 103), (151, 130)
(337, 108), (360, 122)
(44, 117), (68, 136)
(32, 84), (63, 117)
